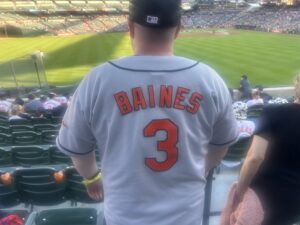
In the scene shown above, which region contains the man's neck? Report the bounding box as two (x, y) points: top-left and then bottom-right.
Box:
(134, 44), (173, 56)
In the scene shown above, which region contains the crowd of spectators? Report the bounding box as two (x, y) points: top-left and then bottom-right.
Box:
(1, 6), (300, 35)
(0, 92), (69, 121)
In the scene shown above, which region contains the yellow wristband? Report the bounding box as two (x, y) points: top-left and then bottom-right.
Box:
(82, 172), (101, 186)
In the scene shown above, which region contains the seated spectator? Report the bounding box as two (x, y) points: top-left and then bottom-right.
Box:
(246, 90), (264, 108)
(0, 94), (12, 113)
(9, 105), (23, 121)
(55, 95), (68, 105)
(43, 93), (61, 110)
(239, 75), (252, 100)
(235, 74), (300, 225)
(24, 94), (44, 113)
(14, 97), (25, 106)
(256, 85), (272, 103)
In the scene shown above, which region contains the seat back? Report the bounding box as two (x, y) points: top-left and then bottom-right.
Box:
(34, 124), (59, 133)
(10, 125), (34, 132)
(34, 208), (97, 225)
(31, 118), (52, 125)
(0, 171), (20, 208)
(12, 131), (41, 145)
(10, 119), (32, 126)
(247, 104), (264, 119)
(224, 136), (252, 161)
(15, 167), (67, 206)
(0, 126), (10, 134)
(0, 133), (12, 146)
(41, 130), (58, 144)
(0, 148), (12, 166)
(11, 146), (50, 167)
(50, 146), (72, 164)
(0, 118), (9, 126)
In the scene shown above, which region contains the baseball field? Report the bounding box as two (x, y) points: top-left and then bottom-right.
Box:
(0, 29), (299, 88)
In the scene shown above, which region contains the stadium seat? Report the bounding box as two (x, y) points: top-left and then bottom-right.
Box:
(51, 116), (63, 124)
(11, 146), (50, 167)
(10, 119), (32, 126)
(34, 124), (59, 133)
(31, 117), (52, 125)
(25, 208), (98, 225)
(0, 148), (12, 166)
(0, 125), (10, 134)
(247, 104), (264, 119)
(0, 1), (15, 10)
(0, 170), (21, 208)
(0, 133), (12, 146)
(12, 131), (41, 145)
(10, 125), (35, 132)
(41, 130), (58, 144)
(15, 167), (67, 206)
(66, 167), (102, 204)
(49, 146), (72, 164)
(0, 111), (9, 118)
(220, 136), (252, 170)
(0, 209), (29, 224)
(0, 118), (9, 126)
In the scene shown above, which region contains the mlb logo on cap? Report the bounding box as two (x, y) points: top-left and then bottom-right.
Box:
(146, 16), (159, 25)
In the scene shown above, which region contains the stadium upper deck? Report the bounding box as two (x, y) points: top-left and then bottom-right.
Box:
(0, 0), (195, 12)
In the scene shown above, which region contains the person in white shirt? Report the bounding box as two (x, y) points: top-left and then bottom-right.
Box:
(246, 90), (264, 108)
(43, 93), (61, 110)
(9, 105), (23, 121)
(0, 94), (12, 113)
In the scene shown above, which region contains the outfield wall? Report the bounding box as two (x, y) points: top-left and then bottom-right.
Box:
(233, 86), (294, 101)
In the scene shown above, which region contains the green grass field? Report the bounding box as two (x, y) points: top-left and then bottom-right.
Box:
(0, 29), (300, 88)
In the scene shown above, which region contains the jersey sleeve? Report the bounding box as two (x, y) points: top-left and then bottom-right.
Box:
(56, 73), (96, 156)
(209, 73), (239, 148)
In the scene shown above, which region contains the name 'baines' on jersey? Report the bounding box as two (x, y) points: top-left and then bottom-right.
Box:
(114, 85), (203, 115)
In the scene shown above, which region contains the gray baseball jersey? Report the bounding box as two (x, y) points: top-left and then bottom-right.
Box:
(57, 56), (238, 225)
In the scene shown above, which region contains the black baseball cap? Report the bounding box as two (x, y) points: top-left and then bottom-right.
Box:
(129, 0), (182, 29)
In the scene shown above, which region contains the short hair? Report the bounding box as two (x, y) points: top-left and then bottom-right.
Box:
(242, 75), (248, 80)
(134, 23), (178, 44)
(48, 92), (56, 99)
(28, 94), (35, 100)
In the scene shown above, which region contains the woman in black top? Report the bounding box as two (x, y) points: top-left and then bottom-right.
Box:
(236, 75), (300, 225)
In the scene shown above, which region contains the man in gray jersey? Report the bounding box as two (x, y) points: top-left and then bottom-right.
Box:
(57, 0), (238, 224)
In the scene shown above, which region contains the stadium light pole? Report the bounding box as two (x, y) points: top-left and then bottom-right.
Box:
(4, 22), (20, 93)
(31, 53), (42, 89)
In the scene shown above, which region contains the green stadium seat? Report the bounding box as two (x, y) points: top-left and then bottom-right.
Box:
(12, 131), (41, 145)
(31, 118), (52, 125)
(219, 136), (252, 172)
(10, 119), (32, 126)
(49, 146), (72, 164)
(0, 170), (20, 208)
(0, 125), (11, 134)
(15, 167), (67, 206)
(11, 146), (50, 167)
(10, 125), (35, 132)
(0, 148), (12, 167)
(26, 208), (98, 225)
(0, 118), (9, 126)
(51, 116), (63, 124)
(0, 111), (9, 118)
(41, 130), (58, 144)
(0, 133), (12, 146)
(66, 167), (102, 204)
(34, 124), (59, 133)
(247, 104), (264, 119)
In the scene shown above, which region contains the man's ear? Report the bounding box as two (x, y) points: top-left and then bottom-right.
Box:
(174, 22), (181, 39)
(128, 20), (135, 39)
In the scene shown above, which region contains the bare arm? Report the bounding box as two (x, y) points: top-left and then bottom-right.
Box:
(236, 135), (268, 200)
(71, 151), (102, 200)
(206, 145), (228, 176)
